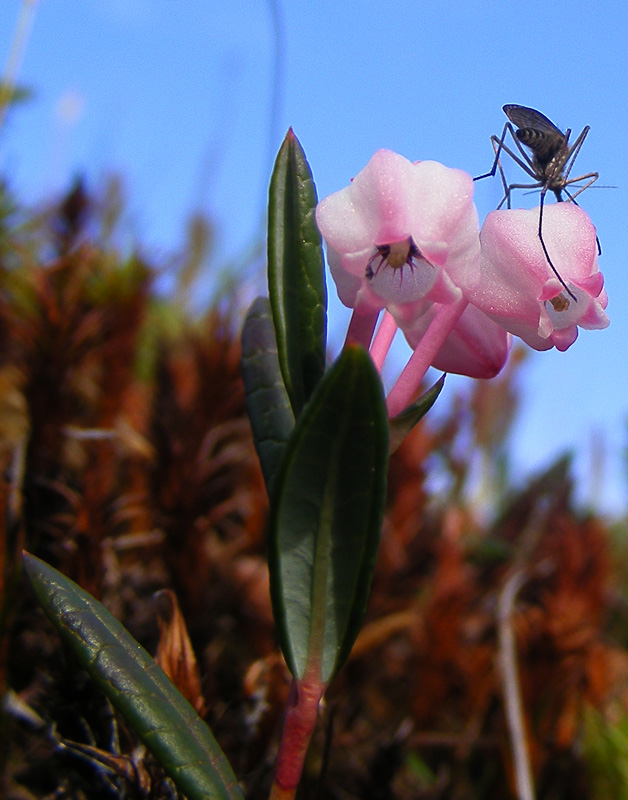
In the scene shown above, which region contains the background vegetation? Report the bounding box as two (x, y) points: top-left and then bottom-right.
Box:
(0, 174), (626, 799)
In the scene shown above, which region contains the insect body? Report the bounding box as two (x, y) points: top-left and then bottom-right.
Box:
(475, 104), (599, 303)
(499, 104), (598, 206)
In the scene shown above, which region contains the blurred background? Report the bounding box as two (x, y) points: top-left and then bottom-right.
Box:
(0, 0), (624, 514)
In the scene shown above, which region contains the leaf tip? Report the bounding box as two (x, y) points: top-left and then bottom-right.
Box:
(21, 549), (36, 574)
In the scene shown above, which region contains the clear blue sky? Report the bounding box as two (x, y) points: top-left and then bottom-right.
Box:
(0, 0), (626, 513)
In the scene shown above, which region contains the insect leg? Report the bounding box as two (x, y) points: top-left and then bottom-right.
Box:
(562, 171), (599, 202)
(474, 123), (537, 183)
(561, 126), (591, 182)
(562, 180), (602, 256)
(501, 179), (544, 211)
(493, 136), (512, 208)
(537, 189), (577, 302)
(476, 124), (541, 210)
(474, 123), (511, 181)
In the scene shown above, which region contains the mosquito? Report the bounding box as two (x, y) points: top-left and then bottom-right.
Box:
(474, 104), (599, 303)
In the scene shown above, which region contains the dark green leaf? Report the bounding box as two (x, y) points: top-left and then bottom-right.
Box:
(268, 345), (388, 684)
(241, 296), (295, 494)
(388, 374), (445, 453)
(268, 129), (327, 417)
(22, 553), (243, 800)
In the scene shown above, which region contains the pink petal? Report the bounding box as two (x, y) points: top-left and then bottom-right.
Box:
(316, 150), (481, 320)
(468, 203), (608, 352)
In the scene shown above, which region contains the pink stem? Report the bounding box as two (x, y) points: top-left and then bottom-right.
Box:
(369, 310), (398, 372)
(344, 308), (379, 350)
(269, 675), (325, 800)
(386, 299), (468, 417)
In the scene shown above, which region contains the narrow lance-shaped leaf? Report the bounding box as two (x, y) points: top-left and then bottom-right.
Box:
(22, 553), (244, 800)
(241, 296), (295, 494)
(268, 129), (327, 417)
(388, 374), (446, 454)
(268, 345), (389, 684)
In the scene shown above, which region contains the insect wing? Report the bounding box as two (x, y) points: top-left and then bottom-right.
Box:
(503, 104), (566, 162)
(503, 104), (563, 137)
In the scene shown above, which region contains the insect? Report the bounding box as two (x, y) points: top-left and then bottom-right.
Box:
(474, 104), (599, 303)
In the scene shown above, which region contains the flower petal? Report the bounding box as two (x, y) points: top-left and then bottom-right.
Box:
(469, 203), (609, 352)
(316, 150), (481, 320)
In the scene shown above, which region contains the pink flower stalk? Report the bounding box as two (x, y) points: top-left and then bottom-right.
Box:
(385, 298), (469, 416)
(403, 302), (511, 379)
(469, 203), (609, 352)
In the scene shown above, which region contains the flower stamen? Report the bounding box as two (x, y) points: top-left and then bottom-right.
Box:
(549, 294), (570, 312)
(365, 238), (430, 282)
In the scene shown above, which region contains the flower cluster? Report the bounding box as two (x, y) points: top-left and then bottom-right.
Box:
(315, 149), (609, 416)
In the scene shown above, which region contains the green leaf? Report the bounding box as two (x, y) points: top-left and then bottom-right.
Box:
(22, 553), (243, 800)
(388, 374), (445, 453)
(268, 345), (389, 684)
(268, 129), (327, 417)
(241, 297), (295, 495)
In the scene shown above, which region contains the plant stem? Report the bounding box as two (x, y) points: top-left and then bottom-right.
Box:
(369, 310), (397, 371)
(497, 569), (535, 800)
(269, 675), (324, 800)
(344, 308), (379, 350)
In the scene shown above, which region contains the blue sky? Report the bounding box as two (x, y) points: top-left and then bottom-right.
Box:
(0, 0), (626, 513)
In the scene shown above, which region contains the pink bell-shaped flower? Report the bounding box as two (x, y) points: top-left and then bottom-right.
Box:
(469, 203), (609, 352)
(315, 149), (480, 325)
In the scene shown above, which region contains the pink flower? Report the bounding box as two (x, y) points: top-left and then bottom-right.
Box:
(402, 302), (510, 379)
(315, 146), (609, 420)
(469, 203), (609, 352)
(315, 149), (480, 323)
(315, 148), (507, 416)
